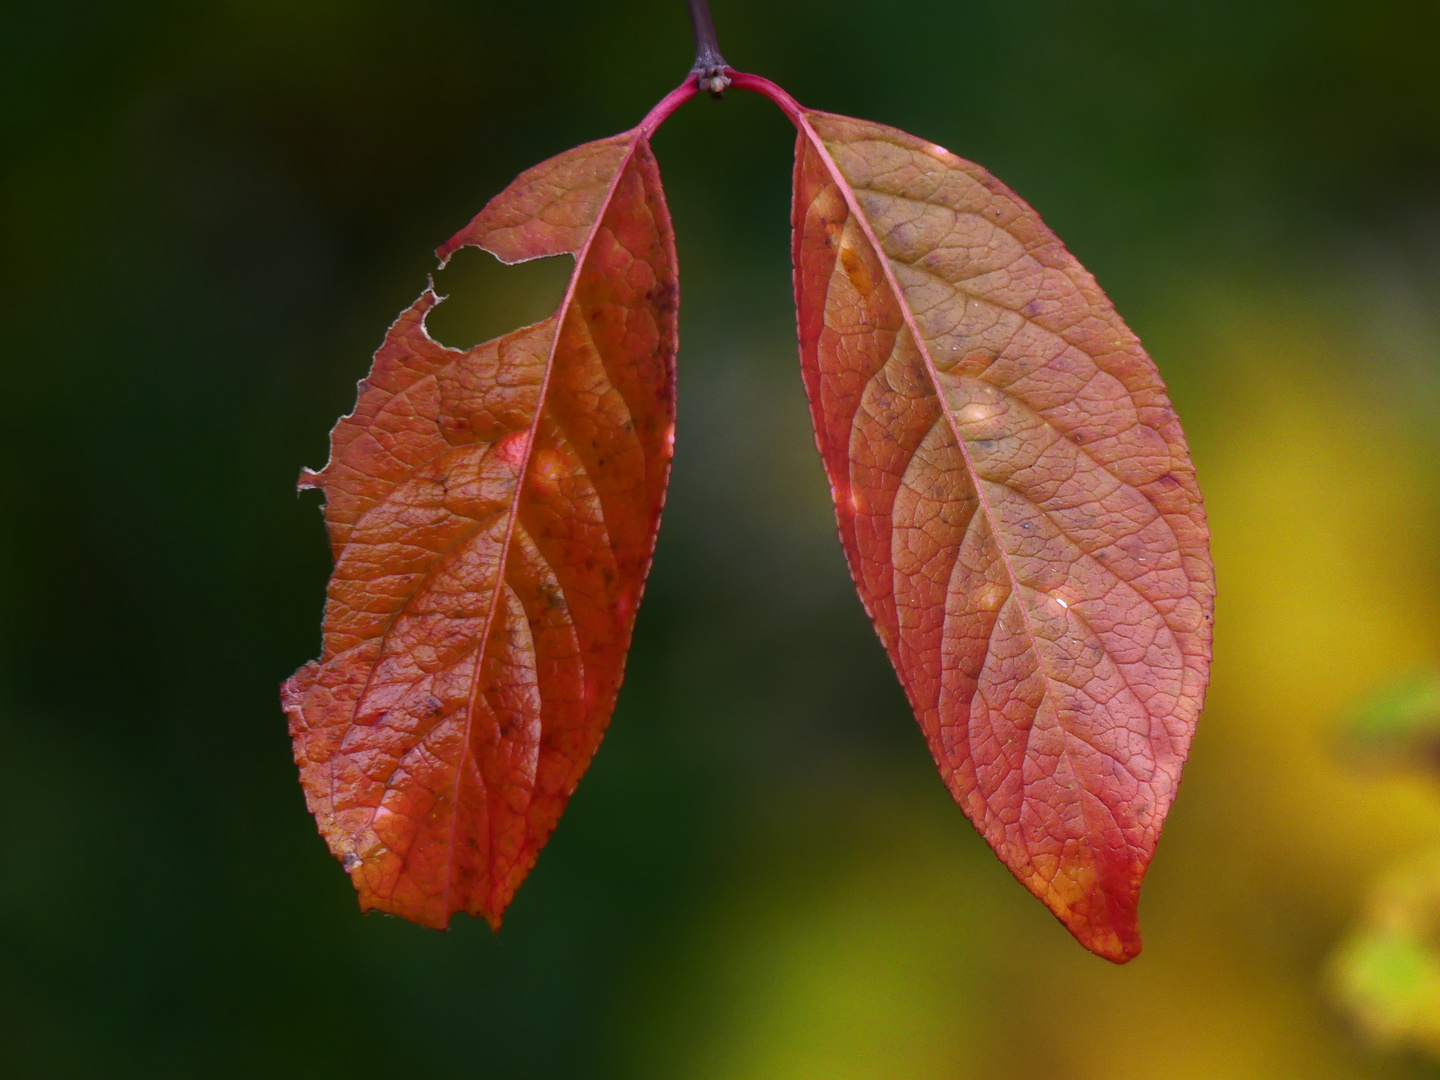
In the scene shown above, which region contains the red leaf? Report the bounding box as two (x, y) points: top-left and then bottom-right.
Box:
(735, 73), (1215, 962)
(281, 84), (695, 930)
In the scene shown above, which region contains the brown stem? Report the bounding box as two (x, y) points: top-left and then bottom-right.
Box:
(685, 0), (731, 97)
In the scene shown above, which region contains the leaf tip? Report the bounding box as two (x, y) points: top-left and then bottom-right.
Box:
(1033, 854), (1145, 963)
(1079, 918), (1144, 965)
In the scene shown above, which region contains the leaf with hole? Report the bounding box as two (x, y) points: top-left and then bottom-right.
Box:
(281, 88), (690, 930)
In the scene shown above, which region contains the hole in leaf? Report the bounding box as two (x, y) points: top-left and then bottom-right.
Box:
(426, 246), (574, 350)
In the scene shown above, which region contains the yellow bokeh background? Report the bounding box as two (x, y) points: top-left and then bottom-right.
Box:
(622, 285), (1440, 1079)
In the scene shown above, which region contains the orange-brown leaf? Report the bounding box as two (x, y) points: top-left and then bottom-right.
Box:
(736, 74), (1215, 962)
(281, 114), (682, 930)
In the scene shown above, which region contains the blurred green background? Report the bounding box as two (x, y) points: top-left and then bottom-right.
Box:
(4, 0), (1440, 1076)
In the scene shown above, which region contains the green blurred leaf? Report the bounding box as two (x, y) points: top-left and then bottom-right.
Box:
(1329, 851), (1440, 1057)
(1341, 670), (1440, 765)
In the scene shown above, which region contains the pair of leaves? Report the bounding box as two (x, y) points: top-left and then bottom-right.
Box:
(282, 72), (1214, 963)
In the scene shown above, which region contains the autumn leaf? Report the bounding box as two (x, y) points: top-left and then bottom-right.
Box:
(731, 72), (1215, 962)
(281, 82), (696, 930)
